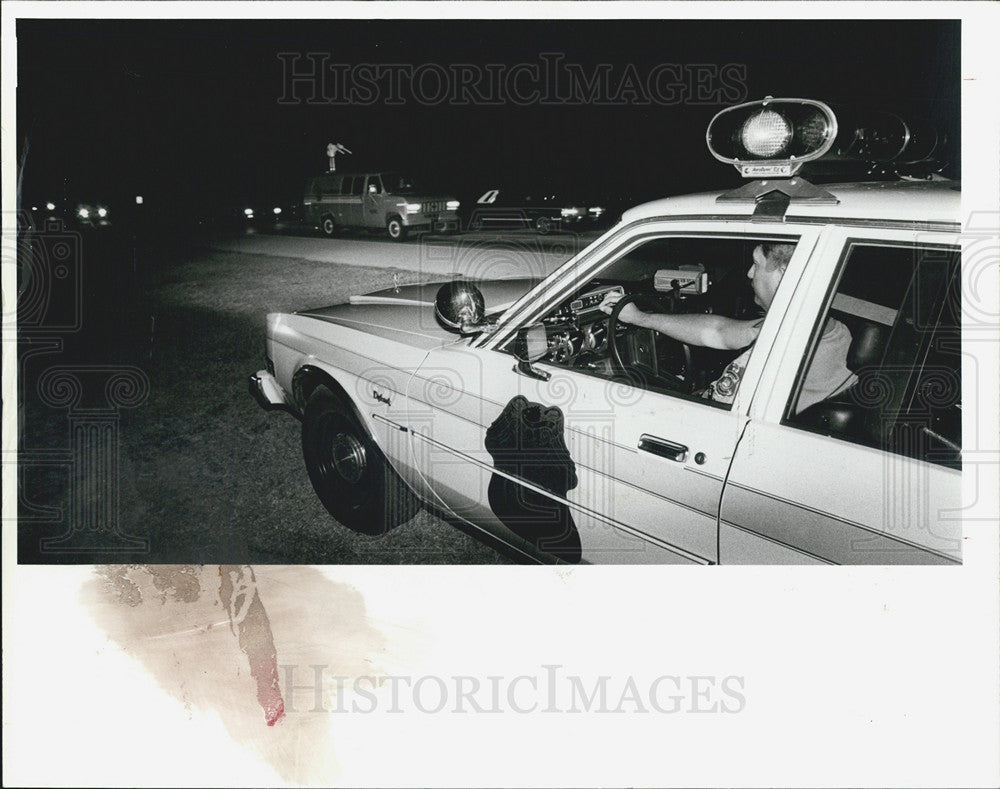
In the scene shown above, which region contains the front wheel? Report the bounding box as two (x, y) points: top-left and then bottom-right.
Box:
(302, 387), (419, 534)
(386, 216), (408, 242)
(320, 215), (338, 237)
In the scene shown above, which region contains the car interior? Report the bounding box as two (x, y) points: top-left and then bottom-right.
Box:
(505, 236), (775, 403)
(502, 236), (961, 470)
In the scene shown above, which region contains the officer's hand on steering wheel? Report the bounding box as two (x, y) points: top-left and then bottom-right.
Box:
(599, 292), (642, 325)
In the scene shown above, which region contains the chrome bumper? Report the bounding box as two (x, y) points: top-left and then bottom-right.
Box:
(249, 370), (291, 412)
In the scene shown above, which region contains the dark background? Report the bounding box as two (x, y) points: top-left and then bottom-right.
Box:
(17, 19), (960, 216)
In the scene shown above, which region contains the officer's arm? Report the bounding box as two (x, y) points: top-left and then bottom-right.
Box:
(629, 310), (762, 350)
(599, 294), (763, 350)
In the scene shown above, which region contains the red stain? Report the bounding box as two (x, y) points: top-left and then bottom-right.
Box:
(219, 565), (288, 727)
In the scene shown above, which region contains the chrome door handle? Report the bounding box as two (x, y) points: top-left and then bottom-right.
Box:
(638, 434), (688, 463)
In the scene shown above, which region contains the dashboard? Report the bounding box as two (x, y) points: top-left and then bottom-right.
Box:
(540, 285), (625, 365)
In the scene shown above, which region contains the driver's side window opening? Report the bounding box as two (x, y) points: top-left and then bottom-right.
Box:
(787, 242), (961, 470)
(504, 234), (800, 408)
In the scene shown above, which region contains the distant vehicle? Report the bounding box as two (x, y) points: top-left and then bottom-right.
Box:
(302, 172), (460, 241)
(236, 200), (301, 229)
(252, 97), (961, 565)
(27, 199), (112, 229)
(467, 187), (609, 234)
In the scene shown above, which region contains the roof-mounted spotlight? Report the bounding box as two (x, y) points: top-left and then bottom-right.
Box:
(707, 97), (838, 178)
(709, 97), (841, 208)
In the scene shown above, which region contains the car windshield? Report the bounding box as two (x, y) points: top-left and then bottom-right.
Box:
(382, 173), (418, 194)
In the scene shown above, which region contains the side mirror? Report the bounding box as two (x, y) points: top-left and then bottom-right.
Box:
(513, 324), (549, 363)
(511, 324), (551, 381)
(434, 281), (490, 335)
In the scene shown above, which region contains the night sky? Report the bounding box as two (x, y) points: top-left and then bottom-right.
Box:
(16, 19), (960, 214)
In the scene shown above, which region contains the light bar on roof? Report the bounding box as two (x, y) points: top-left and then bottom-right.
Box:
(707, 97), (838, 178)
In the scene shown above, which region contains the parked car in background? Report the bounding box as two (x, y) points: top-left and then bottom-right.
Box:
(467, 185), (610, 234)
(302, 171), (460, 241)
(26, 198), (112, 229)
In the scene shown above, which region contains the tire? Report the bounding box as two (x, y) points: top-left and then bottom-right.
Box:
(302, 387), (419, 534)
(320, 215), (337, 237)
(535, 216), (552, 235)
(386, 216), (408, 242)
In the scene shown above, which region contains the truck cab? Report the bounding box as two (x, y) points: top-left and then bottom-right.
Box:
(302, 171), (460, 241)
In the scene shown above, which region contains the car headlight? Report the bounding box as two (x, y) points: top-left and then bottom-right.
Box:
(97, 207), (108, 218)
(589, 207), (605, 216)
(45, 202), (56, 211)
(77, 208), (90, 219)
(244, 208), (254, 217)
(446, 200), (460, 211)
(273, 207), (282, 215)
(404, 203), (422, 214)
(560, 207), (580, 217)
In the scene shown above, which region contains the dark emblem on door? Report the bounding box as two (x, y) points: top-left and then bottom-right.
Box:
(484, 395), (581, 563)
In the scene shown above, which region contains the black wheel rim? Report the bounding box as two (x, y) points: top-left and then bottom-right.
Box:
(313, 412), (369, 510)
(331, 430), (366, 484)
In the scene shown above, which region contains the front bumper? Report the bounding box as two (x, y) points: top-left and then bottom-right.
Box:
(249, 370), (291, 411)
(404, 210), (460, 230)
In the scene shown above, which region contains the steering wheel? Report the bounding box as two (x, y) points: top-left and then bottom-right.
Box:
(606, 293), (696, 393)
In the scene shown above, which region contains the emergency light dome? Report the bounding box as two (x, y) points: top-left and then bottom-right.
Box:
(707, 97), (838, 177)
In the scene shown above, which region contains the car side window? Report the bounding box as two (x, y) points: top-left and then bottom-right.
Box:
(503, 235), (793, 409)
(352, 177), (364, 197)
(787, 242), (961, 470)
(341, 176), (354, 196)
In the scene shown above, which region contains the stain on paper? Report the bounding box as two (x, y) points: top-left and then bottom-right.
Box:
(83, 565), (391, 784)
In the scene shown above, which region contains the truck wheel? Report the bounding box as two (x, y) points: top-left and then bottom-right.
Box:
(386, 216), (408, 242)
(535, 216), (552, 235)
(320, 215), (338, 237)
(302, 386), (419, 534)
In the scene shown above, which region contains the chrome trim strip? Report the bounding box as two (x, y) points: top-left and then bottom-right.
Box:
(410, 429), (710, 564)
(721, 520), (836, 565)
(404, 392), (721, 522)
(371, 413), (408, 432)
(723, 480), (960, 564)
(784, 215), (959, 233)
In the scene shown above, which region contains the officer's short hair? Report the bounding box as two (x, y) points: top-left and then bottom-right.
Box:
(759, 242), (796, 271)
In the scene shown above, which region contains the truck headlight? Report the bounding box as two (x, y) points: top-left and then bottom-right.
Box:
(404, 203), (422, 214)
(446, 200), (460, 211)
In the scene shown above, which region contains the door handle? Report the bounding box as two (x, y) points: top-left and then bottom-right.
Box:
(638, 434), (688, 463)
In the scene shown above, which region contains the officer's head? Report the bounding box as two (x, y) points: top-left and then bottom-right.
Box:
(748, 242), (795, 310)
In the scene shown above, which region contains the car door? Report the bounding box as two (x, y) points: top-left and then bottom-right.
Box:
(404, 224), (822, 564)
(363, 175), (385, 229)
(343, 175), (364, 227)
(719, 227), (963, 564)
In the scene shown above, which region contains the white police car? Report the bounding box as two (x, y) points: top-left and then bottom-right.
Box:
(251, 97), (961, 565)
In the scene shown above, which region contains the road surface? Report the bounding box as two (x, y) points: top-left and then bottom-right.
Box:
(18, 227), (592, 564)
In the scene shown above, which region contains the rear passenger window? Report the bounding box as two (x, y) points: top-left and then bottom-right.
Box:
(352, 177), (364, 196)
(787, 242), (961, 470)
(341, 177), (355, 196)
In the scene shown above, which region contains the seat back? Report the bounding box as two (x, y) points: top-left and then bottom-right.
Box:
(795, 314), (891, 439)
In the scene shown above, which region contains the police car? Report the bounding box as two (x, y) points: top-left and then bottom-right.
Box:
(251, 97), (961, 565)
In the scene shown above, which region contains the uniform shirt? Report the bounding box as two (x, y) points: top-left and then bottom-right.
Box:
(702, 317), (856, 412)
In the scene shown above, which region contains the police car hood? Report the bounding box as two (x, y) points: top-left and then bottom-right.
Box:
(295, 278), (540, 346)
